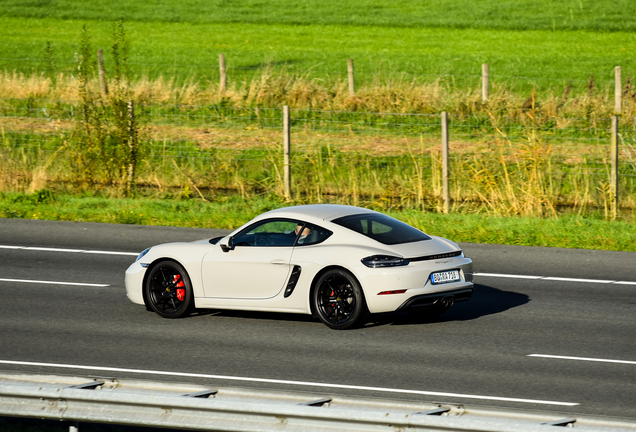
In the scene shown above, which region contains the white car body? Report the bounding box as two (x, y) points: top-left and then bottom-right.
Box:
(125, 204), (474, 329)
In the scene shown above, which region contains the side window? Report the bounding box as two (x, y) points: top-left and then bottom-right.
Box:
(294, 223), (332, 246)
(233, 219), (298, 247)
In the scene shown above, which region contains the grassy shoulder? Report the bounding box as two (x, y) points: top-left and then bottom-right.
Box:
(1, 191), (634, 252)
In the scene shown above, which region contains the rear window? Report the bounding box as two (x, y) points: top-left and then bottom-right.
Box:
(332, 213), (431, 245)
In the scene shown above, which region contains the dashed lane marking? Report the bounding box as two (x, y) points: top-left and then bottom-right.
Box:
(475, 272), (636, 285)
(0, 278), (109, 287)
(0, 359), (579, 407)
(0, 245), (138, 256)
(529, 354), (636, 365)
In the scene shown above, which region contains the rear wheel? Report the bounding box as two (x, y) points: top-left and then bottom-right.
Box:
(144, 260), (193, 318)
(313, 269), (367, 330)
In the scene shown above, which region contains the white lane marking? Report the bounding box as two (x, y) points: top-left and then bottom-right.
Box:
(477, 273), (542, 280)
(0, 359), (579, 407)
(84, 250), (138, 255)
(475, 272), (636, 285)
(529, 354), (636, 365)
(0, 278), (109, 287)
(23, 247), (84, 253)
(0, 245), (138, 256)
(543, 276), (614, 283)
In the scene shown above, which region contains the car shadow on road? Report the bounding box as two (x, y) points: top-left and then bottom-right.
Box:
(190, 308), (317, 324)
(367, 283), (529, 327)
(186, 283), (528, 328)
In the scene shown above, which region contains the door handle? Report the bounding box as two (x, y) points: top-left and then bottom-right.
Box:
(270, 259), (287, 265)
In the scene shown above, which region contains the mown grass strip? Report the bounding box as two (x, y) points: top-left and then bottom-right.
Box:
(1, 192), (634, 252)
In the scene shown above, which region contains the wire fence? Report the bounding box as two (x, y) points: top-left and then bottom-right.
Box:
(0, 54), (622, 92)
(1, 97), (636, 215)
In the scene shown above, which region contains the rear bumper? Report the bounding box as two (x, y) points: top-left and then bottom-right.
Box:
(396, 286), (473, 311)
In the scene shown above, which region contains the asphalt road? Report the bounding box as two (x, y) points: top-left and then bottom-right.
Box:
(0, 218), (634, 421)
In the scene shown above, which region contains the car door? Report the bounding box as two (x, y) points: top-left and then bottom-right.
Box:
(201, 219), (298, 299)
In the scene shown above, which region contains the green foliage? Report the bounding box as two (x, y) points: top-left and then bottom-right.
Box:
(42, 41), (56, 85)
(66, 24), (145, 194)
(70, 25), (104, 186)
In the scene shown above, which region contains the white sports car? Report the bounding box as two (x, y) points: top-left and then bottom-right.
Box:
(125, 204), (474, 329)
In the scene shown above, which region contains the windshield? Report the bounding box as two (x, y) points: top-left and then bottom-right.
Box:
(332, 213), (431, 245)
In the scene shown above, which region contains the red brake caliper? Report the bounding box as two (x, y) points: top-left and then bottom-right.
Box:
(174, 275), (185, 301)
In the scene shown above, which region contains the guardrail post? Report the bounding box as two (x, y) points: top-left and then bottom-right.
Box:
(283, 105), (292, 200)
(441, 111), (450, 214)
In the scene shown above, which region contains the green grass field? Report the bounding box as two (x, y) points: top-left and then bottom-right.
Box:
(3, 0), (636, 31)
(2, 1), (636, 92)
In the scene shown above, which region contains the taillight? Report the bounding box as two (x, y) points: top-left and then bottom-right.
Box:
(377, 290), (407, 295)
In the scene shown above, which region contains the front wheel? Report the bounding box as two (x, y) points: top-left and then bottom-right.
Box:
(313, 269), (367, 330)
(144, 260), (194, 318)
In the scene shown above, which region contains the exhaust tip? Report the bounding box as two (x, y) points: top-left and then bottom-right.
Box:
(440, 296), (455, 308)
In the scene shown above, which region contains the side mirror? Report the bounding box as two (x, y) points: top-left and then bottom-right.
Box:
(219, 236), (234, 253)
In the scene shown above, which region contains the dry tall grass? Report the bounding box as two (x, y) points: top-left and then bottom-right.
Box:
(1, 71), (634, 219)
(1, 70), (632, 119)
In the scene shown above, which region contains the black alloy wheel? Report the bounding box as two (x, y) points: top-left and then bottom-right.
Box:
(313, 269), (367, 330)
(145, 260), (193, 318)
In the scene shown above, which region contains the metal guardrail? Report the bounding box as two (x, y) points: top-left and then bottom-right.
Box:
(1, 372), (635, 432)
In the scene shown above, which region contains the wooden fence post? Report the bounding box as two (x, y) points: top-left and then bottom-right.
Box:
(441, 111), (450, 214)
(482, 63), (489, 103)
(615, 66), (622, 114)
(611, 115), (619, 219)
(283, 105), (291, 199)
(219, 54), (227, 94)
(97, 49), (108, 96)
(347, 59), (355, 96)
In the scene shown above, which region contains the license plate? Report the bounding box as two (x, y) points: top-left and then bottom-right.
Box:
(430, 270), (461, 284)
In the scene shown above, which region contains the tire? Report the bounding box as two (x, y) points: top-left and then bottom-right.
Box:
(144, 260), (194, 318)
(313, 269), (367, 330)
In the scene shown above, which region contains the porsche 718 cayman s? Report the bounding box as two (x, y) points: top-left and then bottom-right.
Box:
(125, 204), (474, 329)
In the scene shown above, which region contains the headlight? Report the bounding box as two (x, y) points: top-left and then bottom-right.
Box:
(136, 247), (151, 262)
(361, 255), (409, 268)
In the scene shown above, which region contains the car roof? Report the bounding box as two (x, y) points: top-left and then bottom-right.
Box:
(260, 204), (378, 223)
